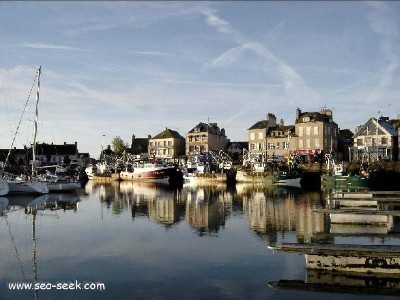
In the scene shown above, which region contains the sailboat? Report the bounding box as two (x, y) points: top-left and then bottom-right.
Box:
(0, 180), (9, 196)
(4, 67), (49, 195)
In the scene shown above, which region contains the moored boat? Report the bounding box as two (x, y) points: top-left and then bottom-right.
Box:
(0, 180), (9, 196)
(3, 67), (48, 195)
(120, 161), (182, 185)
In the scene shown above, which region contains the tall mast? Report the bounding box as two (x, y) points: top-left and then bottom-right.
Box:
(31, 67), (41, 178)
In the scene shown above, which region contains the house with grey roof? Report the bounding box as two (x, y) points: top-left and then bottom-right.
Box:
(294, 107), (338, 158)
(185, 122), (227, 155)
(149, 128), (185, 159)
(247, 113), (277, 161)
(350, 116), (399, 162)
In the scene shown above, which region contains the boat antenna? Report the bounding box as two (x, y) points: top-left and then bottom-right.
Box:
(31, 67), (41, 178)
(4, 68), (39, 168)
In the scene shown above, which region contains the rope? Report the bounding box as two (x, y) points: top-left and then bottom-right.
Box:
(4, 70), (39, 168)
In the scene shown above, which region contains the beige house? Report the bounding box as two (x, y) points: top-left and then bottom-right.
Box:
(247, 113), (277, 161)
(350, 116), (399, 162)
(266, 124), (295, 160)
(185, 122), (227, 155)
(148, 128), (185, 159)
(293, 108), (338, 157)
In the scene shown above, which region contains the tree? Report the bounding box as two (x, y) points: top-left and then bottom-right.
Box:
(112, 136), (129, 156)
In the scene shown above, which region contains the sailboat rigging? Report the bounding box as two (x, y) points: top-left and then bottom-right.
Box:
(3, 67), (49, 195)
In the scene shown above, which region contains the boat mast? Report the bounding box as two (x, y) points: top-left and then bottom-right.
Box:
(31, 67), (41, 178)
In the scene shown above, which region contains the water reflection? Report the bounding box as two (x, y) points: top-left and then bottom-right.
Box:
(85, 181), (329, 242)
(3, 181), (399, 299)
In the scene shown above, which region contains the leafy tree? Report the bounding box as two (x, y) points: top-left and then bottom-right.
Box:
(112, 136), (129, 156)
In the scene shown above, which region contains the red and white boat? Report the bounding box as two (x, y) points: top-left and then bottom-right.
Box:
(119, 161), (182, 184)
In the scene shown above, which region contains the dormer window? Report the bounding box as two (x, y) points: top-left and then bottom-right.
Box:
(303, 117), (310, 122)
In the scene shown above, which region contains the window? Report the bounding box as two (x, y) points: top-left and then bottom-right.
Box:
(168, 141), (172, 146)
(267, 143), (275, 150)
(306, 139), (311, 148)
(298, 127), (304, 136)
(283, 142), (289, 149)
(251, 143), (255, 150)
(314, 126), (319, 135)
(315, 139), (320, 148)
(250, 132), (255, 140)
(357, 139), (363, 146)
(306, 127), (311, 136)
(258, 132), (263, 139)
(303, 117), (310, 122)
(381, 137), (388, 145)
(299, 140), (303, 148)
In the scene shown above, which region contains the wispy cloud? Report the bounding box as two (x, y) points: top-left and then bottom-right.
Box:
(200, 8), (233, 34)
(366, 1), (399, 90)
(127, 50), (172, 56)
(15, 43), (86, 51)
(201, 9), (319, 103)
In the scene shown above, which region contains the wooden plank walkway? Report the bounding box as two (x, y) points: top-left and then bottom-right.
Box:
(268, 243), (400, 257)
(312, 208), (400, 215)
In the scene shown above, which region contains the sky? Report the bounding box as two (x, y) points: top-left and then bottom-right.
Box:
(0, 1), (399, 158)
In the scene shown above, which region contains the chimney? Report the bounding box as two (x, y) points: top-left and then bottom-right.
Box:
(280, 119), (284, 126)
(296, 107), (301, 121)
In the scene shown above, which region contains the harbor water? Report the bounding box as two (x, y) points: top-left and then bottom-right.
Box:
(0, 181), (399, 299)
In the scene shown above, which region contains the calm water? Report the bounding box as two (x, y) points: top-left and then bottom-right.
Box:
(0, 181), (399, 300)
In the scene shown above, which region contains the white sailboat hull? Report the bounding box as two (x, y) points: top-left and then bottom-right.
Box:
(0, 180), (9, 196)
(44, 181), (81, 192)
(275, 177), (301, 188)
(7, 180), (49, 194)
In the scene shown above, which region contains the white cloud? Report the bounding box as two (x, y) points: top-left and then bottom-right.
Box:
(201, 8), (232, 34)
(15, 43), (86, 51)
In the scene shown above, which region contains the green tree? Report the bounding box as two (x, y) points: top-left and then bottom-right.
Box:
(112, 136), (129, 156)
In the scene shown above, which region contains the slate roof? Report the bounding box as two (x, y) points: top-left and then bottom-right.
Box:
(248, 120), (269, 130)
(188, 122), (210, 133)
(152, 128), (184, 140)
(296, 111), (337, 125)
(354, 117), (399, 138)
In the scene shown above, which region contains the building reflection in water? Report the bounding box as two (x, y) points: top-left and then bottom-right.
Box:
(240, 184), (328, 244)
(85, 181), (331, 242)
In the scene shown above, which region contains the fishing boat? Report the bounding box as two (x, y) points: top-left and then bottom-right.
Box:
(321, 153), (400, 190)
(273, 169), (302, 188)
(4, 67), (48, 195)
(120, 160), (183, 184)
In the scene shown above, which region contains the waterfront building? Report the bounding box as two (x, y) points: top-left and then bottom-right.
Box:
(293, 108), (338, 161)
(226, 141), (248, 163)
(266, 120), (295, 161)
(185, 122), (227, 155)
(148, 128), (185, 159)
(247, 113), (277, 161)
(0, 141), (88, 167)
(130, 134), (150, 157)
(349, 116), (399, 162)
(0, 146), (30, 166)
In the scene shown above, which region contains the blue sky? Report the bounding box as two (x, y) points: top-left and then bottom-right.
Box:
(0, 1), (399, 157)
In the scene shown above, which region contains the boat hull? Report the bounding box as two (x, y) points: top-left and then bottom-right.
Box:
(0, 180), (9, 196)
(274, 177), (301, 188)
(7, 180), (49, 194)
(44, 181), (81, 192)
(120, 166), (182, 185)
